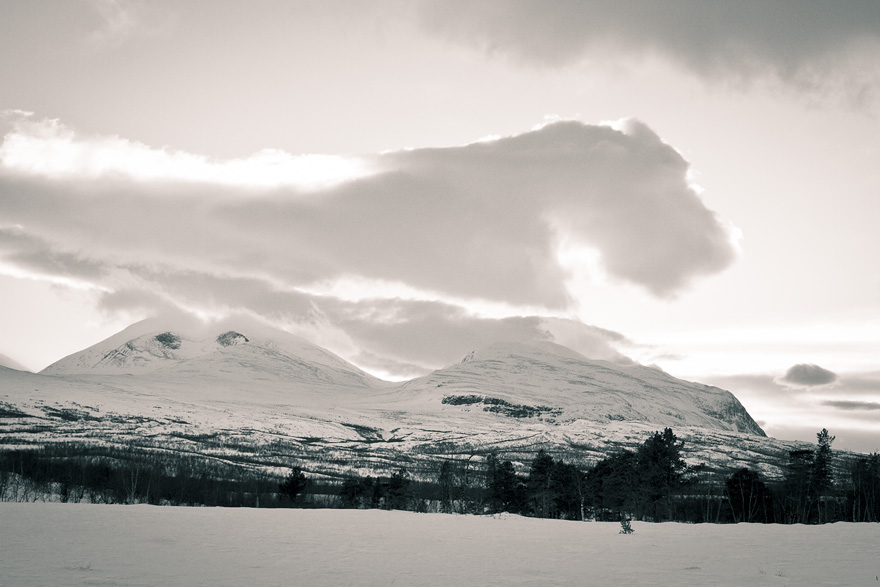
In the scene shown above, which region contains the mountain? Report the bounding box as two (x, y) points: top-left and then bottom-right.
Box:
(41, 317), (381, 389)
(0, 353), (29, 372)
(1, 321), (806, 482)
(386, 341), (764, 436)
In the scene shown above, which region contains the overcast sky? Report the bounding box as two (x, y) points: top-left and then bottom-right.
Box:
(1, 0), (878, 452)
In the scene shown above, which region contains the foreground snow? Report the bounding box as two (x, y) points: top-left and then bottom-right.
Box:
(1, 504), (878, 586)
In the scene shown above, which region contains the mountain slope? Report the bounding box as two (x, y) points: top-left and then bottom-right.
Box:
(385, 341), (764, 436)
(41, 317), (381, 389)
(1, 324), (791, 481)
(0, 353), (29, 372)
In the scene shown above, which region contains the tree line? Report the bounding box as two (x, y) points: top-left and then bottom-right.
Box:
(0, 443), (281, 507)
(314, 427), (880, 524)
(3, 428), (879, 523)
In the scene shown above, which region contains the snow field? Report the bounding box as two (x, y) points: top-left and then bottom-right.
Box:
(1, 503), (878, 586)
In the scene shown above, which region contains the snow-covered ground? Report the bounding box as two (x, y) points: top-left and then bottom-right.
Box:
(2, 503), (877, 586)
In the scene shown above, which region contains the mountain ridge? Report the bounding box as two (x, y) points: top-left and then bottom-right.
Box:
(34, 322), (763, 436)
(0, 319), (792, 481)
(41, 317), (382, 389)
(387, 340), (764, 436)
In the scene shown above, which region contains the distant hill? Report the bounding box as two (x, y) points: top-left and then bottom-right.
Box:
(0, 353), (29, 372)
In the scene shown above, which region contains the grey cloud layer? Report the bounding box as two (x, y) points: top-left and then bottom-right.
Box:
(711, 371), (879, 400)
(780, 363), (839, 388)
(822, 400), (880, 412)
(0, 120), (733, 374)
(420, 0), (880, 99)
(0, 120), (736, 304)
(97, 272), (632, 378)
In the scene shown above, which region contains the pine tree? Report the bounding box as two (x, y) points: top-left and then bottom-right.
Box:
(386, 467), (411, 510)
(813, 428), (835, 523)
(339, 476), (365, 508)
(585, 450), (639, 520)
(527, 449), (556, 518)
(278, 466), (309, 504)
(551, 461), (585, 520)
(636, 428), (688, 520)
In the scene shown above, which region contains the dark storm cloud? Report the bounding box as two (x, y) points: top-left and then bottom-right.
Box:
(780, 363), (839, 388)
(419, 0), (880, 101)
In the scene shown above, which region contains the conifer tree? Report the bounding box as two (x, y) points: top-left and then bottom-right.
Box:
(636, 428), (688, 520)
(279, 466), (309, 504)
(813, 428), (835, 523)
(528, 449), (556, 518)
(386, 467), (411, 510)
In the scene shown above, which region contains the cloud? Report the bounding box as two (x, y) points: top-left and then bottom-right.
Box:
(0, 114), (737, 307)
(703, 371), (880, 453)
(418, 0), (880, 102)
(318, 300), (634, 378)
(0, 224), (635, 378)
(779, 363), (839, 388)
(710, 370), (879, 399)
(0, 111), (372, 190)
(834, 372), (880, 395)
(0, 114), (734, 376)
(822, 400), (880, 412)
(100, 270), (634, 379)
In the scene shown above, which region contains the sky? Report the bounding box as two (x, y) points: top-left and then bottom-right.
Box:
(1, 0), (878, 452)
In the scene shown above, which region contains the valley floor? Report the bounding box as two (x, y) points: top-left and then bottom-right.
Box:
(1, 503), (878, 586)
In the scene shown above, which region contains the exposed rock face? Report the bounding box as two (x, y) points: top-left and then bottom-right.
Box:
(216, 331), (249, 347)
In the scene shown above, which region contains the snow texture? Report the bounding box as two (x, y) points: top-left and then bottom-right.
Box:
(1, 503), (878, 586)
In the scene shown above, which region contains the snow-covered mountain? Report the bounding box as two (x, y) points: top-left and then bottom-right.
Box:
(384, 341), (764, 436)
(1, 321), (806, 480)
(42, 318), (381, 388)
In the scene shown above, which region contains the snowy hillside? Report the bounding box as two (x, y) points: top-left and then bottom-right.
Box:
(386, 341), (764, 436)
(0, 321), (808, 481)
(41, 318), (381, 388)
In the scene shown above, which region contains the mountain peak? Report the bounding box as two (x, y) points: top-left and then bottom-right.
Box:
(460, 340), (594, 365)
(400, 338), (766, 437)
(39, 318), (381, 388)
